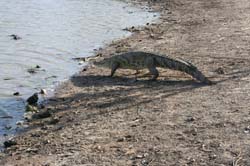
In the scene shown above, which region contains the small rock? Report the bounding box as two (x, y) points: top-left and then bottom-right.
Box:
(40, 104), (45, 109)
(48, 117), (59, 124)
(43, 140), (50, 145)
(4, 139), (17, 148)
(10, 34), (21, 40)
(244, 126), (250, 134)
(143, 153), (149, 157)
(125, 149), (136, 155)
(40, 89), (47, 95)
(141, 159), (149, 165)
(130, 156), (136, 160)
(30, 133), (40, 137)
(32, 110), (51, 119)
(13, 92), (20, 96)
(26, 148), (38, 153)
(25, 104), (39, 113)
(27, 93), (39, 105)
(136, 154), (144, 159)
(27, 68), (37, 74)
(53, 125), (63, 131)
(36, 65), (41, 68)
(24, 112), (33, 121)
(16, 121), (24, 126)
(185, 116), (195, 122)
(117, 138), (125, 142)
(41, 126), (48, 130)
(214, 67), (225, 74)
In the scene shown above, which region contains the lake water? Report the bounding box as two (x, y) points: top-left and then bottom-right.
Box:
(0, 0), (157, 143)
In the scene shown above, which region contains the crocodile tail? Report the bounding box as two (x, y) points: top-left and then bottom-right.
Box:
(156, 56), (212, 84)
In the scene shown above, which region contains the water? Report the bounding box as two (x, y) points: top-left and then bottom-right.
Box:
(0, 0), (157, 142)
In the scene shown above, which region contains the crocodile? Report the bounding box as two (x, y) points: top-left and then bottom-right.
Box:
(93, 51), (212, 84)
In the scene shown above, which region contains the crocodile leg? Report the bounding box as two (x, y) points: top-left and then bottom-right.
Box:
(146, 57), (159, 80)
(148, 66), (159, 80)
(133, 69), (140, 80)
(110, 62), (119, 77)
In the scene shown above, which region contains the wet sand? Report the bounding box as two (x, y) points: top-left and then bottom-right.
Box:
(1, 0), (250, 165)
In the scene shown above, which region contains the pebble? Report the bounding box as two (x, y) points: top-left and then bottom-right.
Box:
(40, 89), (47, 95)
(25, 104), (39, 113)
(13, 92), (20, 96)
(10, 34), (21, 40)
(185, 116), (195, 122)
(27, 93), (39, 105)
(32, 110), (51, 119)
(16, 121), (24, 126)
(4, 139), (17, 148)
(48, 117), (59, 124)
(141, 159), (149, 165)
(244, 126), (250, 134)
(214, 67), (225, 74)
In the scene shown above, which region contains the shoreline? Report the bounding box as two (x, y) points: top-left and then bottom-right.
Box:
(2, 0), (250, 165)
(0, 0), (156, 146)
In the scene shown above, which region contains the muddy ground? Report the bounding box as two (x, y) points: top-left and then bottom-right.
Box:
(1, 0), (250, 165)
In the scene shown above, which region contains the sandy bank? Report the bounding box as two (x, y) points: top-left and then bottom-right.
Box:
(1, 0), (250, 165)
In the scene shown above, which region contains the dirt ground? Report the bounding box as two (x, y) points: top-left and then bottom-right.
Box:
(1, 0), (250, 165)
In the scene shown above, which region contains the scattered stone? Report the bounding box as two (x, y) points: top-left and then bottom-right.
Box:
(16, 121), (24, 126)
(25, 104), (39, 113)
(40, 104), (46, 109)
(9, 34), (21, 40)
(27, 68), (37, 74)
(40, 89), (47, 95)
(36, 65), (41, 68)
(53, 125), (63, 131)
(136, 154), (144, 159)
(143, 153), (149, 157)
(117, 138), (125, 142)
(26, 148), (38, 153)
(141, 159), (149, 165)
(185, 116), (195, 122)
(27, 93), (39, 105)
(122, 26), (140, 32)
(30, 133), (41, 137)
(214, 67), (225, 74)
(13, 92), (20, 96)
(41, 126), (48, 130)
(244, 126), (250, 134)
(16, 156), (22, 160)
(48, 117), (59, 124)
(43, 140), (50, 145)
(0, 153), (5, 158)
(32, 109), (51, 119)
(24, 112), (33, 121)
(4, 139), (17, 148)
